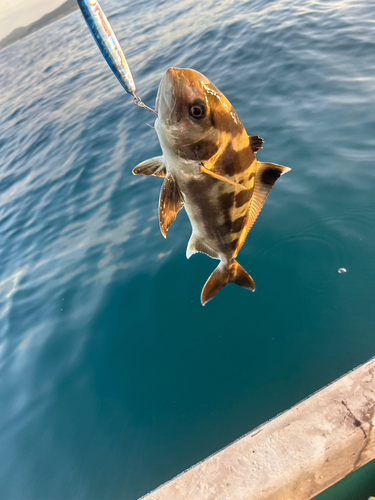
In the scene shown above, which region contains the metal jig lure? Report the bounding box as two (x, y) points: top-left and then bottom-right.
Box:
(77, 0), (157, 116)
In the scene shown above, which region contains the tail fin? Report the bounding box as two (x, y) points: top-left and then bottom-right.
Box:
(201, 260), (255, 306)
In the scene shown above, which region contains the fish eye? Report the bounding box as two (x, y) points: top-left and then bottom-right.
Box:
(189, 101), (206, 120)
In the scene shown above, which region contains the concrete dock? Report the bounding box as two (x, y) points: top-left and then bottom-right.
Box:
(141, 358), (375, 500)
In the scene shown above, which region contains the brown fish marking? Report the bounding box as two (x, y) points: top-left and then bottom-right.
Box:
(132, 67), (290, 305)
(183, 178), (237, 255)
(179, 136), (220, 161)
(212, 139), (254, 177)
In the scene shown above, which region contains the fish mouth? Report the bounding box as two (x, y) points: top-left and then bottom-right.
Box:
(156, 68), (183, 125)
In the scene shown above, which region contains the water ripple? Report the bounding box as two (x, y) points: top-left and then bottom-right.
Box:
(1, 1), (375, 499)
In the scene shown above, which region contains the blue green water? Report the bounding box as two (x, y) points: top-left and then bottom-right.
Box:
(315, 460), (375, 500)
(0, 1), (375, 498)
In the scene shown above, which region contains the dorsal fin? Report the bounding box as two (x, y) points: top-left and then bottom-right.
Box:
(159, 175), (184, 238)
(133, 156), (166, 178)
(234, 162), (291, 256)
(249, 136), (264, 153)
(186, 233), (219, 260)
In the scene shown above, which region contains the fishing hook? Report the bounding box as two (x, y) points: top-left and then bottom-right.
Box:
(133, 95), (158, 117)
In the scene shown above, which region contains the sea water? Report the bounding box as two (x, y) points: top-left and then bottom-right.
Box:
(0, 0), (375, 498)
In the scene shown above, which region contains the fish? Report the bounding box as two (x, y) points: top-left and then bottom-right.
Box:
(77, 0), (136, 95)
(133, 68), (290, 305)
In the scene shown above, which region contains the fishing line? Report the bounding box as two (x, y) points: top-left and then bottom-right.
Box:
(133, 95), (158, 117)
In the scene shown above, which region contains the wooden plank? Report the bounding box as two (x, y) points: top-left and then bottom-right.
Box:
(141, 358), (375, 500)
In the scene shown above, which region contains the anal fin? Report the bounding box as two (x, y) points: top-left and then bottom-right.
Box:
(133, 156), (166, 178)
(186, 234), (219, 260)
(159, 175), (184, 238)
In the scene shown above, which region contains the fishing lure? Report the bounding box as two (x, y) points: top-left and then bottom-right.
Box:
(77, 0), (156, 115)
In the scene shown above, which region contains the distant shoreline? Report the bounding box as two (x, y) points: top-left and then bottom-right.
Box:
(0, 0), (79, 51)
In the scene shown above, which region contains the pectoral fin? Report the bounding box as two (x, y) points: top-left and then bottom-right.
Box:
(234, 162), (290, 255)
(200, 164), (247, 190)
(186, 234), (219, 260)
(249, 136), (264, 153)
(159, 175), (184, 238)
(132, 156), (166, 178)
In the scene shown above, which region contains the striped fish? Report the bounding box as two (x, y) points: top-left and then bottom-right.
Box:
(133, 68), (290, 305)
